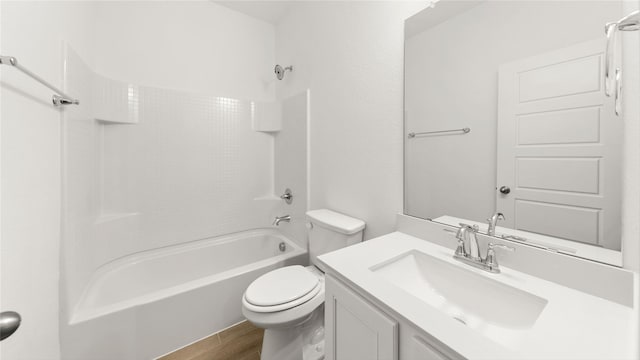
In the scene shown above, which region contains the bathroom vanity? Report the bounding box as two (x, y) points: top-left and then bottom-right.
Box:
(323, 272), (463, 360)
(318, 217), (638, 360)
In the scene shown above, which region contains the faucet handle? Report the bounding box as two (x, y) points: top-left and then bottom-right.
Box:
(280, 188), (293, 204)
(458, 223), (479, 232)
(486, 213), (505, 230)
(443, 228), (467, 257)
(454, 238), (466, 257)
(485, 242), (515, 272)
(488, 242), (514, 252)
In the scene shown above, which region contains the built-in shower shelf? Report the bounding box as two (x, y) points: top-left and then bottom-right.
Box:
(95, 118), (137, 125)
(94, 212), (139, 225)
(92, 76), (139, 124)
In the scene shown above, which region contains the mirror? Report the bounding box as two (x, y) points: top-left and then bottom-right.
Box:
(404, 0), (637, 265)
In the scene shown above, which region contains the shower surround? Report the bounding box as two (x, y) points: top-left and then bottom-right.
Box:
(60, 45), (309, 358)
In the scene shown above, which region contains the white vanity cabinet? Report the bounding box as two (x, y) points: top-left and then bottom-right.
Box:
(400, 323), (461, 360)
(325, 274), (461, 360)
(324, 274), (398, 360)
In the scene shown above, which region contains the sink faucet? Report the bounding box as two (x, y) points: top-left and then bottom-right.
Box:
(455, 223), (481, 261)
(486, 212), (505, 236)
(452, 223), (514, 273)
(273, 215), (291, 226)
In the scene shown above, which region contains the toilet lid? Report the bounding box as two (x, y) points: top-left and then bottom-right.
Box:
(245, 265), (320, 307)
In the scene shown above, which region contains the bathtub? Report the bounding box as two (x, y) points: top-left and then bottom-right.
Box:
(61, 228), (306, 360)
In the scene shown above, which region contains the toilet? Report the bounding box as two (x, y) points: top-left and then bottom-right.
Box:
(242, 209), (365, 360)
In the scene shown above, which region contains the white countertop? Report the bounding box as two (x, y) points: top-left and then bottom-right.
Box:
(318, 231), (638, 360)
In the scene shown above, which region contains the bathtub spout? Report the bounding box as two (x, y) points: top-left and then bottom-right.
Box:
(273, 215), (291, 226)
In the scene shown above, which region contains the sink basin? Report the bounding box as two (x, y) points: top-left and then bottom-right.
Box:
(371, 250), (547, 348)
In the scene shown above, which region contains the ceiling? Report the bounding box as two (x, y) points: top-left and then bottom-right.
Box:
(215, 1), (293, 25)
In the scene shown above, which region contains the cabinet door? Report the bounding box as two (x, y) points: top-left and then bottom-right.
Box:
(405, 336), (452, 360)
(399, 322), (460, 360)
(325, 274), (398, 360)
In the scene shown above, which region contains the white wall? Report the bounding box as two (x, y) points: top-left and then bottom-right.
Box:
(275, 1), (426, 240)
(93, 1), (276, 101)
(0, 2), (97, 359)
(621, 0), (640, 272)
(634, 0), (640, 340)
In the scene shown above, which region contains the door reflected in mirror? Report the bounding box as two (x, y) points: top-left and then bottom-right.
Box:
(404, 0), (638, 265)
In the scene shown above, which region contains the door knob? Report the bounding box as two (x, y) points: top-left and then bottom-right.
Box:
(0, 311), (21, 341)
(499, 186), (511, 194)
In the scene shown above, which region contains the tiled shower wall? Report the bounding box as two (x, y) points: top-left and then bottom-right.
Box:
(62, 47), (307, 317)
(99, 89), (276, 252)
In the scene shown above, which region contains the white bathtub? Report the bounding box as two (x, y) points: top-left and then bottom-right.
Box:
(61, 228), (306, 359)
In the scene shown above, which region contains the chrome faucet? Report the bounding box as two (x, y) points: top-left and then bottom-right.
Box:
(455, 223), (481, 260)
(273, 215), (291, 226)
(486, 212), (505, 236)
(452, 223), (514, 273)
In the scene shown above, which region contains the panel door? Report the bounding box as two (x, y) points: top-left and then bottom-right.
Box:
(325, 275), (398, 360)
(497, 38), (621, 249)
(403, 335), (453, 360)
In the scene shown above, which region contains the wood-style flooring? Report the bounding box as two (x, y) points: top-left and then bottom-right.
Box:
(158, 321), (264, 360)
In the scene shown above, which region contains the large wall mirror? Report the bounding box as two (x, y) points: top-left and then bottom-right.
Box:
(404, 0), (639, 266)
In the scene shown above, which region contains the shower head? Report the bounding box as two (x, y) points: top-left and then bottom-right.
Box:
(274, 64), (293, 80)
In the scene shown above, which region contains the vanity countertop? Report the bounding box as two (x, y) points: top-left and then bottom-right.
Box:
(318, 231), (639, 360)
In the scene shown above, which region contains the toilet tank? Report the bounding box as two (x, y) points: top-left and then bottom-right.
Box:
(306, 209), (365, 271)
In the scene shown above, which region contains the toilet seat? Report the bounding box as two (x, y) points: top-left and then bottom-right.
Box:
(242, 266), (325, 329)
(243, 265), (321, 313)
(243, 282), (321, 312)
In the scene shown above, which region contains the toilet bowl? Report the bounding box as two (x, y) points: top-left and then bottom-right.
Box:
(241, 209), (365, 360)
(242, 265), (325, 360)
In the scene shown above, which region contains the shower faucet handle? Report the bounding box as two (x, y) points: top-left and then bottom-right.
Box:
(280, 188), (293, 204)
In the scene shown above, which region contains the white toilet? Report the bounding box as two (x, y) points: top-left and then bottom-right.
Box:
(242, 209), (365, 360)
